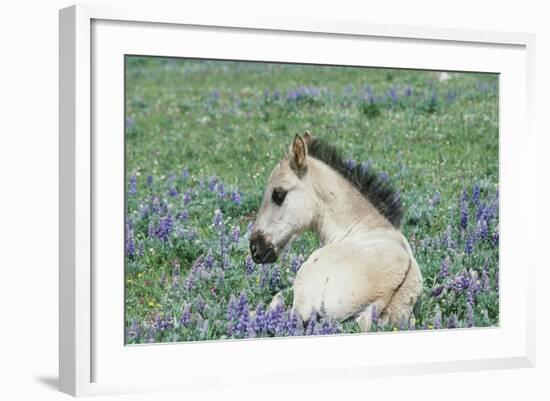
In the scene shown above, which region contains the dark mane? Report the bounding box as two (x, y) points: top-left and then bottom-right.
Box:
(307, 138), (403, 227)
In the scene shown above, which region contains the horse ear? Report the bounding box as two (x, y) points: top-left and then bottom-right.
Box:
(303, 130), (313, 146)
(290, 134), (308, 171)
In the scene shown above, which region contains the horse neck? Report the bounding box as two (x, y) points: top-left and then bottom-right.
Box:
(308, 158), (392, 245)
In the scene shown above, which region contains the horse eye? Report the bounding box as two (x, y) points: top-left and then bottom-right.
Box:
(271, 189), (287, 206)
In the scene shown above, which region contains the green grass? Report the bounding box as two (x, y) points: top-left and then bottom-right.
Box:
(125, 57), (499, 343)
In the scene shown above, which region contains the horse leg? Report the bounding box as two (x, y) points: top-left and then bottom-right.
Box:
(378, 257), (422, 328)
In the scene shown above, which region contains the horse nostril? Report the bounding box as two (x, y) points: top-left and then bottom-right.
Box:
(250, 243), (257, 255)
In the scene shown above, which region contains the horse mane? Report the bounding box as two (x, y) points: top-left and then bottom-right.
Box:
(307, 138), (403, 228)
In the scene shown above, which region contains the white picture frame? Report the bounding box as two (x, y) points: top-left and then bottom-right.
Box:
(59, 3), (536, 397)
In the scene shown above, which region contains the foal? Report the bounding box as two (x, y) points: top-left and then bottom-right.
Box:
(250, 133), (422, 331)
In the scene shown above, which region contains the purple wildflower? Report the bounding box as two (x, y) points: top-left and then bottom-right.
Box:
(153, 313), (174, 332)
(231, 226), (240, 243)
(181, 168), (189, 180)
(460, 200), (469, 230)
(156, 215), (174, 241)
(270, 265), (281, 290)
(213, 209), (223, 228)
(125, 223), (135, 257)
(179, 304), (191, 326)
(464, 234), (474, 254)
(431, 286), (444, 298)
(244, 255), (255, 275)
(208, 175), (218, 192)
(345, 159), (357, 170)
(168, 187), (178, 197)
(439, 256), (450, 278)
(204, 249), (215, 269)
(146, 175), (153, 186)
(128, 175), (137, 195)
(183, 190), (192, 206)
(472, 184), (481, 206)
(230, 189), (242, 206)
(388, 86), (398, 104)
(216, 182), (225, 199)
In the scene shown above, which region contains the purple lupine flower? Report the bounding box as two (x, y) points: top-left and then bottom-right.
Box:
(431, 286), (444, 298)
(460, 199), (469, 230)
(231, 226), (240, 243)
(461, 187), (469, 203)
(230, 189), (242, 206)
(138, 241), (144, 257)
(195, 294), (206, 314)
(146, 175), (153, 186)
(464, 234), (474, 254)
(388, 86), (398, 104)
(345, 159), (357, 170)
(128, 175), (137, 195)
(477, 219), (489, 240)
(404, 86), (413, 97)
(378, 171), (389, 181)
(181, 168), (189, 180)
(156, 215), (174, 241)
(179, 303), (191, 326)
(316, 318), (340, 335)
(246, 222), (254, 237)
(439, 256), (450, 278)
(168, 187), (178, 197)
(248, 303), (266, 336)
(433, 308), (442, 329)
(265, 303), (285, 334)
(213, 208), (223, 227)
(125, 223), (135, 257)
(305, 313), (317, 335)
(216, 182), (225, 199)
(442, 225), (454, 249)
(153, 313), (174, 332)
(208, 175), (218, 192)
(259, 264), (270, 288)
(244, 255), (255, 275)
(290, 254), (304, 274)
(177, 209), (189, 222)
(226, 295), (240, 322)
(472, 184), (481, 206)
(466, 303), (475, 327)
(204, 249), (215, 269)
(270, 265), (281, 290)
(183, 190), (192, 206)
(285, 311), (304, 336)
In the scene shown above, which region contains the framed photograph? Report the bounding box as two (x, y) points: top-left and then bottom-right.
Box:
(59, 4), (536, 396)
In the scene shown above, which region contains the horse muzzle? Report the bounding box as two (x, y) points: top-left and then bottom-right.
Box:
(250, 231), (277, 264)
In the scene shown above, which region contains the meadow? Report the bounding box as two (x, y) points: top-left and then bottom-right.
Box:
(124, 57), (499, 343)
